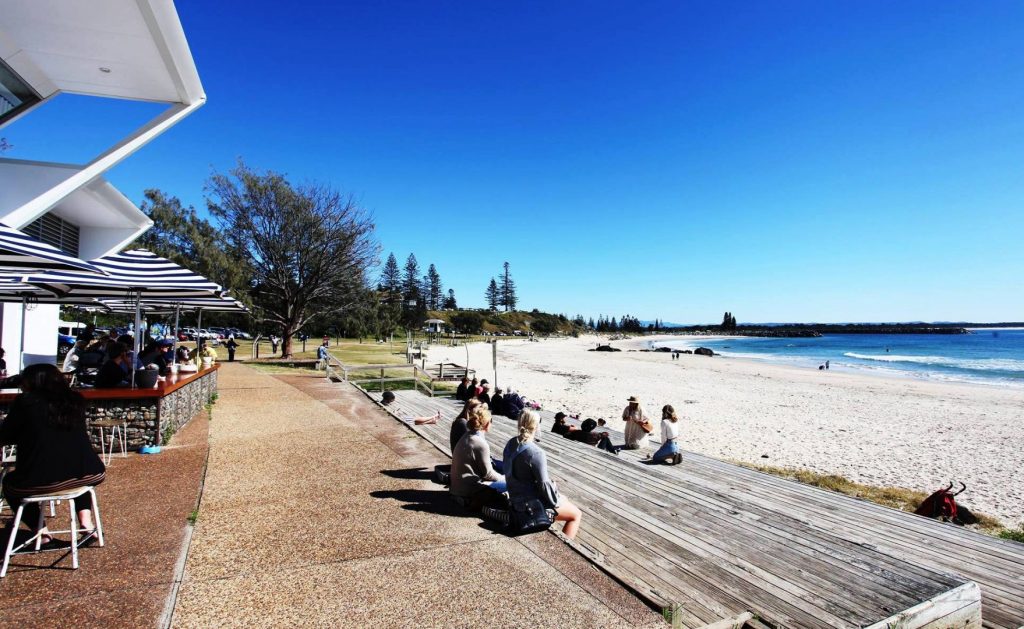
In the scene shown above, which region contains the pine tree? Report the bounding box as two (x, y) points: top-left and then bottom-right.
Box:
(499, 261), (517, 312)
(426, 264), (443, 310)
(402, 254), (421, 303)
(588, 317), (595, 329)
(443, 288), (457, 310)
(380, 253), (401, 297)
(486, 278), (500, 311)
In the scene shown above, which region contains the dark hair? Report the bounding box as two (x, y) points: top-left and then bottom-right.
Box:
(20, 363), (86, 430)
(116, 334), (133, 346)
(581, 418), (597, 432)
(662, 405), (678, 422)
(381, 391), (396, 405)
(107, 341), (128, 360)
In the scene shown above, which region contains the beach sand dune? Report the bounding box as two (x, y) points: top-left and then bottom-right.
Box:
(426, 335), (1024, 527)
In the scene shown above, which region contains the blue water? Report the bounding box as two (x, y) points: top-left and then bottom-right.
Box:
(658, 329), (1024, 387)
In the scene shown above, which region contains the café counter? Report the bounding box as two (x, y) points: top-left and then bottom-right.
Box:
(0, 363), (219, 451)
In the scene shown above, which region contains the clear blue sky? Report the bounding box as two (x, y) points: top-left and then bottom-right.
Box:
(5, 1), (1023, 323)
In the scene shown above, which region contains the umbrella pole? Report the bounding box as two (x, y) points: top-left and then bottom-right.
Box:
(18, 295), (27, 372)
(197, 308), (202, 357)
(132, 293), (142, 388)
(173, 305), (180, 365)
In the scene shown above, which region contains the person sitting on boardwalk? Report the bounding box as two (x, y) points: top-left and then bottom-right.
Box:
(0, 364), (105, 547)
(450, 398), (482, 453)
(566, 418), (616, 453)
(651, 405), (683, 465)
(495, 410), (582, 539)
(455, 377), (471, 402)
(502, 387), (525, 420)
(450, 407), (506, 510)
(469, 377), (480, 397)
(489, 387), (506, 416)
(622, 395), (652, 450)
(381, 391), (438, 424)
(476, 380), (491, 405)
(551, 411), (573, 436)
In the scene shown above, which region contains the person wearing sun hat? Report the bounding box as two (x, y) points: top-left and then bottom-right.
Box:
(622, 395), (653, 450)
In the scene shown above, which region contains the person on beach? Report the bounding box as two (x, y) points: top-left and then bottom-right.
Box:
(491, 410), (582, 539)
(566, 418), (616, 453)
(651, 405), (683, 465)
(597, 418), (607, 428)
(622, 396), (653, 450)
(455, 377), (471, 402)
(1, 364), (105, 548)
(450, 407), (507, 510)
(825, 360), (830, 370)
(450, 398), (482, 453)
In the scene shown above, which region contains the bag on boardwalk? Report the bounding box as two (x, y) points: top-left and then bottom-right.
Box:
(510, 497), (554, 534)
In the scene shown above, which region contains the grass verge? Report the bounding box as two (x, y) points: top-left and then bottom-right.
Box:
(736, 462), (1009, 537)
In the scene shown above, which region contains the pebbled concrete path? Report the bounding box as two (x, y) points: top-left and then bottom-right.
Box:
(171, 365), (661, 628)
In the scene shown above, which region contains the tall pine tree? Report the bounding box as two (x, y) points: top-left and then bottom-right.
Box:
(380, 253), (401, 297)
(426, 264), (443, 310)
(443, 288), (457, 310)
(499, 261), (517, 312)
(486, 278), (500, 311)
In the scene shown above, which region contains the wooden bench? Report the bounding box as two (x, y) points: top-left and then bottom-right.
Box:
(372, 389), (1023, 628)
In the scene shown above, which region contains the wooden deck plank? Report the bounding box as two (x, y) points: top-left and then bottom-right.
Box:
(381, 392), (994, 627)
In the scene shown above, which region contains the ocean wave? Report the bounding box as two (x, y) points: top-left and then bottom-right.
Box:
(843, 352), (1024, 373)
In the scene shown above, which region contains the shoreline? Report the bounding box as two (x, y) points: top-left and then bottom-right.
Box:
(637, 332), (1024, 391)
(424, 334), (1024, 527)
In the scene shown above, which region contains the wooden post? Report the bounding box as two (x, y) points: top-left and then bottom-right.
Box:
(380, 368), (384, 392)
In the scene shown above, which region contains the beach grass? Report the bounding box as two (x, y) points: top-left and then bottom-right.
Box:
(736, 462), (1007, 535)
(998, 525), (1024, 543)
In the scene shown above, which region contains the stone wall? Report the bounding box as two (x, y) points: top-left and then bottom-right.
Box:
(0, 369), (217, 453)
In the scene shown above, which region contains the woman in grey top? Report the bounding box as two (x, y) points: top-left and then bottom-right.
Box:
(450, 407), (506, 510)
(500, 410), (582, 539)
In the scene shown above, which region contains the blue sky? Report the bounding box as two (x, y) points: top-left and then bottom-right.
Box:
(4, 1), (1023, 323)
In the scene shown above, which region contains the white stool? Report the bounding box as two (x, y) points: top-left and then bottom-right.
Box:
(1, 486), (105, 577)
(93, 420), (128, 464)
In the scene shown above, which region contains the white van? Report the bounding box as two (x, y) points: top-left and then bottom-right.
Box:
(58, 321), (87, 337)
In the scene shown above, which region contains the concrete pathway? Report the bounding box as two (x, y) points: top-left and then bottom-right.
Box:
(171, 364), (661, 628)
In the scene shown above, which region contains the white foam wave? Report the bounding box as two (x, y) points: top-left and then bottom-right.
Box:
(843, 353), (1024, 372)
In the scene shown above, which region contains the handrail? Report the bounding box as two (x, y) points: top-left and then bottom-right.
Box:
(323, 352), (438, 396)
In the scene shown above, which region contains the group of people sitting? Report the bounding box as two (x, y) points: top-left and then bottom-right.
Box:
(454, 377), (525, 420)
(62, 326), (215, 388)
(447, 397), (582, 539)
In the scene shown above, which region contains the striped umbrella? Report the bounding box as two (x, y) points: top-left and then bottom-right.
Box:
(22, 249), (223, 299)
(0, 222), (106, 274)
(21, 249), (225, 383)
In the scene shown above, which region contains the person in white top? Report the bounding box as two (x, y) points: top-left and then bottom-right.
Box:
(652, 404), (682, 465)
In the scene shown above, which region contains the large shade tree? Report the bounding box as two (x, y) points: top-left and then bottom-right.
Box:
(207, 162), (378, 357)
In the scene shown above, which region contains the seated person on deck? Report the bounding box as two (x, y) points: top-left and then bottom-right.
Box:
(450, 407), (507, 511)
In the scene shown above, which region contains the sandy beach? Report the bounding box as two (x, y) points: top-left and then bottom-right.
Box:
(425, 334), (1024, 527)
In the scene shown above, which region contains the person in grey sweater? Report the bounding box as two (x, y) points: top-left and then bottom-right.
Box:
(449, 398), (481, 453)
(450, 407), (506, 510)
(499, 410), (582, 539)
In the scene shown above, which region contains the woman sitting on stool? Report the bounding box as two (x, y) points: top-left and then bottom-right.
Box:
(0, 364), (105, 547)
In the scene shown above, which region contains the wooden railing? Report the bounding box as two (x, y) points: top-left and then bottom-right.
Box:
(323, 352), (438, 396)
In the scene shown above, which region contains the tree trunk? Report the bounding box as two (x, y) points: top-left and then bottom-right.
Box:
(281, 326), (295, 358)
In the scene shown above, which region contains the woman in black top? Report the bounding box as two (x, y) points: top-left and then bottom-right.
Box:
(95, 342), (130, 388)
(1, 364), (105, 545)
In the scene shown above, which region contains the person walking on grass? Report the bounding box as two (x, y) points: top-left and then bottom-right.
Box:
(489, 410), (582, 539)
(652, 405), (683, 465)
(225, 335), (239, 362)
(622, 395), (652, 450)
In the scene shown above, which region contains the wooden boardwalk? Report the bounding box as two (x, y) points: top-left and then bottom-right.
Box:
(378, 389), (1024, 629)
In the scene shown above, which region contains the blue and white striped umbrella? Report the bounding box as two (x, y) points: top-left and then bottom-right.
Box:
(22, 249), (223, 299)
(0, 222), (105, 274)
(98, 296), (248, 313)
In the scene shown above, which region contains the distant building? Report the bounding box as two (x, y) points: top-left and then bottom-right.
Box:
(423, 319), (446, 334)
(0, 0), (205, 365)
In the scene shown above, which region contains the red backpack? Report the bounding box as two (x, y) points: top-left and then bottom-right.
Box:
(914, 482), (965, 521)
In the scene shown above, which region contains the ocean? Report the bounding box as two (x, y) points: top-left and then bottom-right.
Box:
(658, 329), (1024, 387)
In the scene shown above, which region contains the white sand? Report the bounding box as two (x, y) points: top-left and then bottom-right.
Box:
(425, 334), (1024, 527)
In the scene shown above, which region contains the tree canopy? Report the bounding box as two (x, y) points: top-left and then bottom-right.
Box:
(206, 162), (378, 357)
